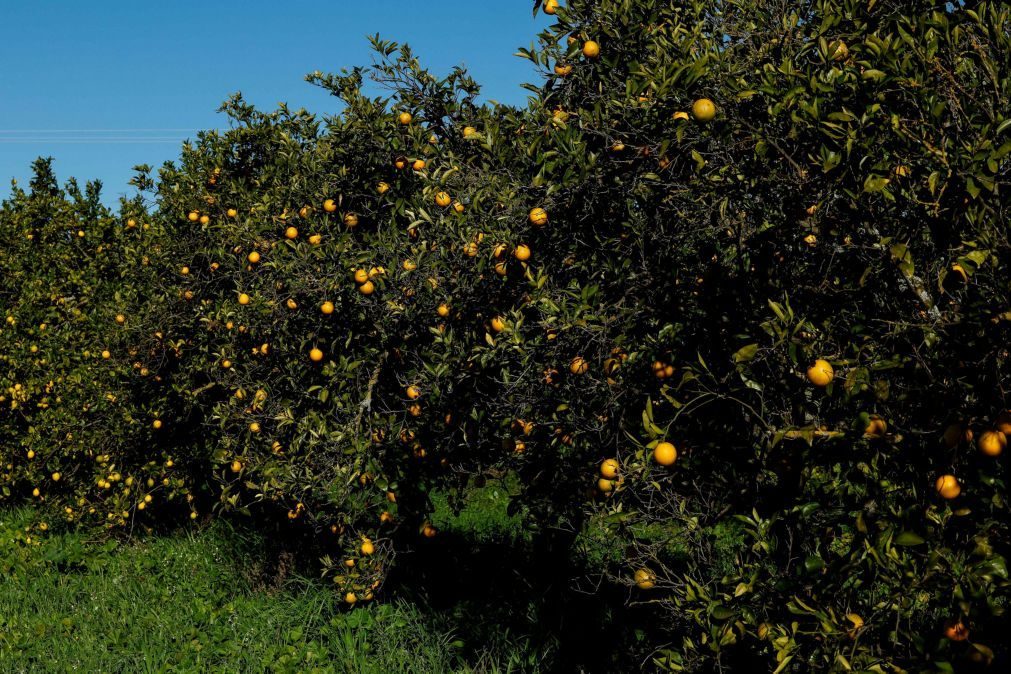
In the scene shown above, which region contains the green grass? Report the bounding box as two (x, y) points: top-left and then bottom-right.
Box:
(0, 508), (535, 673)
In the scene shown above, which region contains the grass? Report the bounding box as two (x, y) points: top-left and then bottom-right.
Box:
(0, 507), (537, 673)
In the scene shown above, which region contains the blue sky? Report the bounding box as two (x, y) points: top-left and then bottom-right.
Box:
(1, 1), (548, 205)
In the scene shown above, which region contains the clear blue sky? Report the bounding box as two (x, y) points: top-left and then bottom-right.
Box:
(1, 1), (547, 205)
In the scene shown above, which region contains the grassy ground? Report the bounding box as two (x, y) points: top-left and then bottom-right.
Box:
(0, 505), (538, 673)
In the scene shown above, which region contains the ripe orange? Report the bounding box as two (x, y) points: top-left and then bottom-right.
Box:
(152, 419), (163, 429)
(653, 441), (677, 466)
(344, 213), (359, 227)
(597, 478), (616, 493)
(115, 314), (126, 325)
(412, 159), (426, 171)
(634, 569), (655, 590)
(238, 293), (251, 305)
(452, 201), (465, 213)
(360, 538), (375, 555)
(435, 192), (452, 207)
(600, 458), (619, 479)
(308, 233), (322, 245)
(978, 430), (1005, 457)
(353, 268), (370, 284)
(377, 182), (390, 194)
(402, 259), (417, 271)
(247, 251), (260, 264)
(437, 303), (450, 317)
(806, 359), (834, 387)
(514, 244), (531, 261)
(529, 207), (548, 226)
(543, 0), (560, 14)
(583, 40), (600, 59)
(463, 126), (477, 138)
(995, 410), (1011, 435)
(309, 347), (324, 362)
(406, 385), (421, 400)
(231, 460), (242, 473)
(864, 417), (887, 437)
(188, 211), (199, 222)
(227, 208), (238, 218)
(422, 523), (437, 538)
(321, 301), (335, 315)
(570, 356), (589, 375)
(398, 111), (413, 125)
(323, 199), (337, 212)
(249, 422), (261, 433)
(935, 474), (961, 500)
(345, 592), (357, 605)
(554, 63), (573, 76)
(943, 619), (969, 642)
(490, 316), (507, 333)
(692, 98), (717, 122)
(358, 280), (375, 295)
(284, 226), (298, 239)
(180, 266), (190, 275)
(673, 111), (690, 121)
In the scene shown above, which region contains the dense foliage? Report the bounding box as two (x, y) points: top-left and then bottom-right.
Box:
(2, 0), (1009, 670)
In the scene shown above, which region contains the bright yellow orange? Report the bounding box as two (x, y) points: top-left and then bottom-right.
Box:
(514, 244), (531, 261)
(227, 208), (238, 218)
(358, 280), (375, 295)
(543, 0), (560, 14)
(344, 213), (359, 227)
(377, 182), (389, 194)
(323, 199), (337, 212)
(398, 111), (413, 125)
(309, 347), (324, 362)
(321, 301), (335, 315)
(529, 207), (548, 226)
(634, 569), (655, 590)
(653, 441), (677, 466)
(284, 226), (298, 239)
(583, 40), (600, 59)
(935, 474), (961, 500)
(238, 293), (251, 305)
(435, 191), (451, 207)
(692, 98), (717, 122)
(406, 385), (421, 400)
(353, 269), (370, 284)
(247, 251), (260, 264)
(600, 458), (619, 479)
(806, 359), (834, 387)
(437, 303), (450, 317)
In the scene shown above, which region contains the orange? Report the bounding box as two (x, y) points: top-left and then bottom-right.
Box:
(115, 314), (126, 325)
(200, 214), (210, 225)
(344, 213), (359, 227)
(358, 280), (375, 295)
(653, 441), (677, 466)
(673, 111), (690, 121)
(570, 356), (589, 375)
(308, 234), (322, 245)
(942, 423), (972, 448)
(231, 460), (242, 473)
(422, 523), (437, 538)
(806, 359), (834, 387)
(864, 417), (887, 437)
(554, 64), (573, 76)
(462, 126), (477, 137)
(452, 201), (465, 213)
(353, 269), (370, 284)
(829, 40), (849, 61)
(412, 159), (426, 171)
(377, 181), (390, 194)
(398, 111), (412, 125)
(435, 191), (451, 207)
(188, 211), (199, 222)
(402, 259), (417, 271)
(437, 303), (450, 317)
(345, 592), (357, 605)
(180, 266), (190, 275)
(597, 478), (615, 493)
(227, 208), (238, 218)
(323, 199), (337, 212)
(238, 293), (251, 305)
(514, 244), (531, 261)
(360, 538), (376, 555)
(978, 430), (1005, 457)
(600, 458), (619, 479)
(152, 419), (163, 429)
(490, 316), (507, 333)
(583, 40), (600, 59)
(286, 299), (298, 310)
(543, 0), (560, 14)
(634, 569), (655, 590)
(249, 422), (261, 433)
(529, 207), (548, 226)
(935, 474), (961, 500)
(321, 301), (335, 315)
(284, 226), (298, 239)
(309, 347), (324, 362)
(943, 619), (969, 642)
(692, 98), (717, 122)
(406, 385), (421, 400)
(995, 410), (1011, 435)
(247, 251), (260, 264)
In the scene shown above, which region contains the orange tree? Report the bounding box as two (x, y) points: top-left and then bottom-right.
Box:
(0, 159), (201, 533)
(503, 0), (1010, 670)
(1, 0), (1009, 669)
